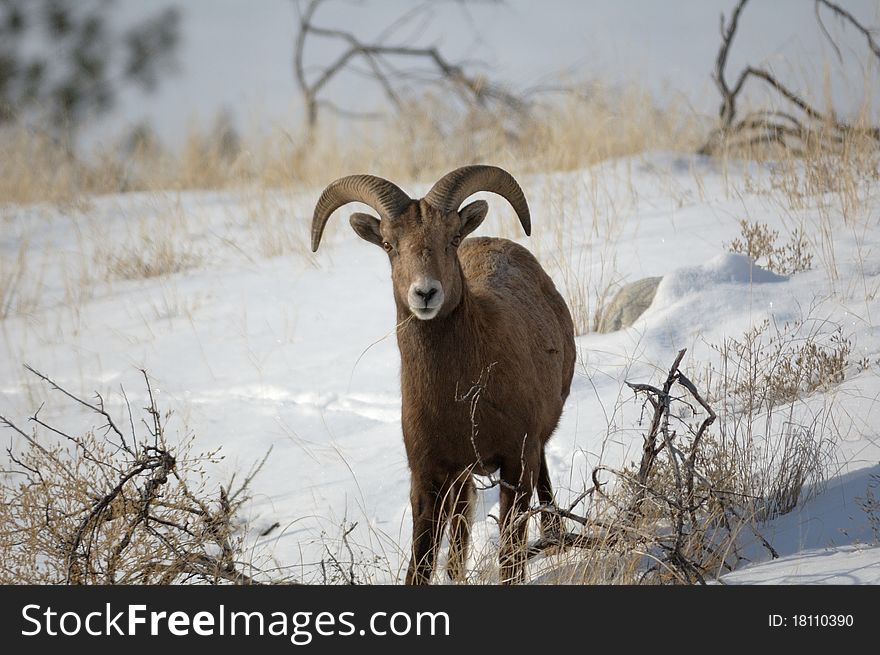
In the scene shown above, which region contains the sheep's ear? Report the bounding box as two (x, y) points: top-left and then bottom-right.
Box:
(349, 212), (383, 247)
(458, 200), (489, 238)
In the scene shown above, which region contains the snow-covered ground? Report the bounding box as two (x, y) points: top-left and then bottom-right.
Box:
(1, 152), (878, 583)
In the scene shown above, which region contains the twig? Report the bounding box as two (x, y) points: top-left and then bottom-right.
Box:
(23, 364), (129, 449)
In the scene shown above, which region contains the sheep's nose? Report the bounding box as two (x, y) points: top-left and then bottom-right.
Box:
(407, 278), (444, 317)
(414, 286), (438, 303)
(410, 279), (442, 305)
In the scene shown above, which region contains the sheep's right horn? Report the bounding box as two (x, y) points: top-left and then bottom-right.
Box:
(311, 175), (412, 252)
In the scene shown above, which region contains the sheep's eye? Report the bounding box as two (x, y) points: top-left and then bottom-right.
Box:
(382, 241), (394, 253)
(451, 236), (461, 247)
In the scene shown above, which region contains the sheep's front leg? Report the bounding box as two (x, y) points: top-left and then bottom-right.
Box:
(405, 475), (449, 585)
(446, 473), (475, 582)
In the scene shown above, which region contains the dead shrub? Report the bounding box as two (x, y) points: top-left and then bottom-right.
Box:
(726, 219), (813, 275)
(0, 366), (269, 585)
(527, 339), (837, 584)
(711, 317), (851, 410)
(526, 350), (747, 584)
(857, 474), (880, 544)
(705, 318), (841, 522)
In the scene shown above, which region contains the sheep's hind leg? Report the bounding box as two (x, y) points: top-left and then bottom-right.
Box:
(537, 449), (563, 537)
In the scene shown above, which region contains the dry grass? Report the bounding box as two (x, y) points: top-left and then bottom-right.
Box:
(710, 315), (852, 410)
(0, 84), (703, 205)
(0, 240), (35, 319)
(241, 189), (313, 260)
(726, 111), (880, 294)
(2, 80), (875, 323)
(0, 129), (80, 206)
(104, 231), (202, 281)
(857, 473), (880, 544)
(0, 82), (699, 323)
(701, 315), (843, 526)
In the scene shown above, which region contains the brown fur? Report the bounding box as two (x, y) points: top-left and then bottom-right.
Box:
(353, 199), (575, 584)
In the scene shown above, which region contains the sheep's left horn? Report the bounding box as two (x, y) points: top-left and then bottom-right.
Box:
(423, 165), (531, 236)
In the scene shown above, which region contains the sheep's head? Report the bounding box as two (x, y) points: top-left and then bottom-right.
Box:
(311, 166), (531, 320)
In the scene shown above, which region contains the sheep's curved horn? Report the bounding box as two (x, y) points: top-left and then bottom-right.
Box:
(423, 165), (531, 236)
(311, 175), (412, 252)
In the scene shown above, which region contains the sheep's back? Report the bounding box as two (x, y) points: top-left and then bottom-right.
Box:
(458, 237), (575, 404)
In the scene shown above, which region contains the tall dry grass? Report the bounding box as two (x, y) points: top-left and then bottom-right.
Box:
(0, 84), (703, 205)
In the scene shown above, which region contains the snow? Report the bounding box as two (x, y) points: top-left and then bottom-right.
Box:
(722, 461), (880, 584)
(2, 152), (879, 584)
(721, 546), (880, 584)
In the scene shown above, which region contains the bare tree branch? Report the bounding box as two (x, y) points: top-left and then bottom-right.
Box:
(292, 0), (525, 136)
(815, 0), (880, 60)
(713, 0), (751, 129)
(701, 0), (880, 154)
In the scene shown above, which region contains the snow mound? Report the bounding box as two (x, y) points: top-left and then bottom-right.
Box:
(653, 252), (786, 309)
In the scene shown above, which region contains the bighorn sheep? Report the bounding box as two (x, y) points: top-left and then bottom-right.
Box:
(311, 166), (575, 584)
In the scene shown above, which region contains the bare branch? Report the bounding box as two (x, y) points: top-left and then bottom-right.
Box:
(23, 364), (129, 449)
(292, 0), (525, 134)
(701, 0), (880, 154)
(713, 0), (751, 126)
(815, 0), (880, 61)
